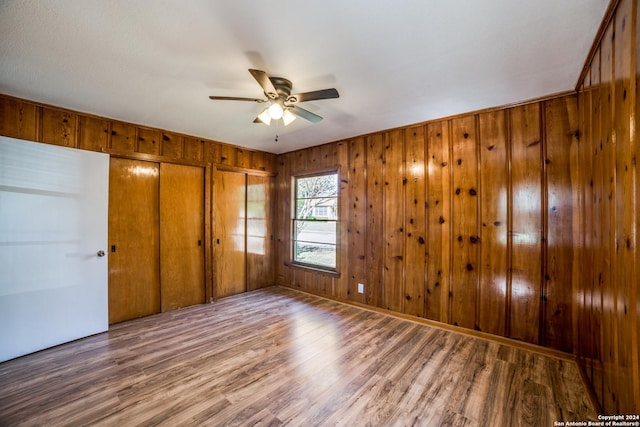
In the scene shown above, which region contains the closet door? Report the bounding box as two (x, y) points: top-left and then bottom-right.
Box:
(246, 174), (273, 290)
(214, 170), (246, 298)
(108, 158), (160, 323)
(159, 163), (205, 311)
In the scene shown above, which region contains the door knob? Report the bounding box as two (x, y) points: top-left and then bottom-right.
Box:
(97, 250), (105, 257)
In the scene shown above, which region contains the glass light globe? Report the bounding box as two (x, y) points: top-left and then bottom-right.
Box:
(268, 102), (284, 120)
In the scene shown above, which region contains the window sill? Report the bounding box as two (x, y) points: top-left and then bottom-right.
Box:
(284, 261), (341, 278)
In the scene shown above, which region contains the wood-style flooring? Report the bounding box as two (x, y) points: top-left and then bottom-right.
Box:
(0, 286), (596, 426)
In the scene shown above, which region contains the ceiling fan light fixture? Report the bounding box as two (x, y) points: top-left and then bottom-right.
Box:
(267, 102), (284, 120)
(257, 108), (272, 125)
(282, 109), (296, 126)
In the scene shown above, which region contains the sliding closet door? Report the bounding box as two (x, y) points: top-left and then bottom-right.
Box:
(246, 174), (273, 290)
(159, 163), (205, 311)
(108, 158), (160, 324)
(214, 170), (246, 298)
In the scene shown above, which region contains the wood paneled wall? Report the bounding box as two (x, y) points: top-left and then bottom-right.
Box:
(0, 94), (278, 173)
(274, 94), (580, 353)
(0, 93), (278, 304)
(577, 0), (640, 414)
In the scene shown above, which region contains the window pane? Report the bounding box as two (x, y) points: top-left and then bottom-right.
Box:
(292, 171), (339, 271)
(294, 241), (336, 268)
(296, 174), (338, 198)
(294, 220), (336, 245)
(296, 196), (338, 220)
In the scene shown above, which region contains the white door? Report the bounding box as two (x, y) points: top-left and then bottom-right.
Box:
(0, 136), (109, 362)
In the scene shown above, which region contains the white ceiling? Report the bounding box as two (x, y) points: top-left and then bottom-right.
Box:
(0, 1), (609, 154)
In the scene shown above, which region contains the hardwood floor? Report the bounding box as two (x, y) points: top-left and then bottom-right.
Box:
(0, 286), (596, 426)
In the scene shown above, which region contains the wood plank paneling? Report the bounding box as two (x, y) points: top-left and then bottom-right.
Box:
(404, 125), (426, 317)
(588, 52), (605, 406)
(41, 108), (76, 147)
(246, 174), (273, 290)
(0, 94), (278, 174)
(365, 134), (385, 307)
(426, 121), (451, 322)
(450, 116), (479, 330)
(347, 137), (367, 303)
(508, 104), (542, 344)
(335, 141), (350, 300)
(636, 0), (640, 409)
(383, 130), (405, 312)
(110, 121), (136, 152)
(159, 163), (205, 311)
(0, 97), (38, 141)
(108, 158), (160, 324)
(161, 131), (183, 159)
(77, 115), (109, 152)
(214, 170), (247, 298)
(274, 95), (581, 358)
(478, 110), (508, 336)
(576, 0), (640, 414)
(137, 127), (161, 156)
(612, 0), (638, 412)
(544, 96), (579, 352)
(600, 22), (619, 412)
(183, 137), (204, 162)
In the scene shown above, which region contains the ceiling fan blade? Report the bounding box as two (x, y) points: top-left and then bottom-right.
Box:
(248, 69), (278, 99)
(288, 88), (339, 103)
(209, 96), (266, 103)
(290, 105), (323, 123)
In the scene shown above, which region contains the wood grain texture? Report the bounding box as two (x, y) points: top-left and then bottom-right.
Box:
(426, 121), (451, 323)
(478, 110), (508, 336)
(214, 170), (247, 298)
(576, 0), (640, 414)
(77, 114), (109, 152)
(159, 163), (205, 311)
(183, 136), (204, 162)
(108, 158), (161, 324)
(508, 103), (542, 344)
(613, 0), (638, 413)
(0, 96), (39, 141)
(366, 133), (385, 308)
(347, 137), (367, 304)
(273, 94), (581, 357)
(0, 94), (277, 174)
(600, 24), (619, 413)
(161, 131), (183, 159)
(450, 116), (479, 330)
(246, 174), (274, 290)
(544, 96), (579, 352)
(0, 287), (596, 426)
(383, 129), (405, 312)
(404, 125), (426, 317)
(110, 121), (136, 152)
(41, 107), (76, 147)
(137, 126), (161, 156)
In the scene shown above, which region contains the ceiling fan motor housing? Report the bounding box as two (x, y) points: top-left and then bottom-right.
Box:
(268, 77), (293, 99)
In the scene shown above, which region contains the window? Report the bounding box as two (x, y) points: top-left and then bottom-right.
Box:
(292, 171), (339, 270)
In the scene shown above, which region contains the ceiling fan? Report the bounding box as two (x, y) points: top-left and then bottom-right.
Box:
(208, 69), (339, 126)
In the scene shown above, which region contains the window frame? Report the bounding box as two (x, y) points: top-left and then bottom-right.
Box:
(289, 168), (340, 275)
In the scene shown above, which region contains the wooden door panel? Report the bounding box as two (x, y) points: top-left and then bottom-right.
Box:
(108, 158), (160, 323)
(214, 170), (246, 298)
(160, 163), (205, 311)
(246, 174), (272, 290)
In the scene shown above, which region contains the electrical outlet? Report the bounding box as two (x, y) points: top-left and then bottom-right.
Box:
(358, 283), (364, 294)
